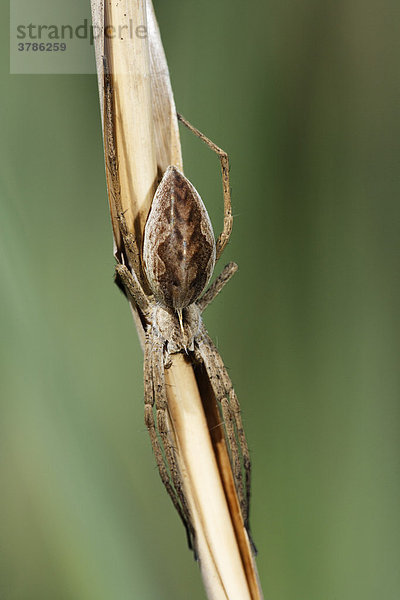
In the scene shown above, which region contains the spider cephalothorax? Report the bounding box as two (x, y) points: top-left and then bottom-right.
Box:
(151, 303), (201, 355)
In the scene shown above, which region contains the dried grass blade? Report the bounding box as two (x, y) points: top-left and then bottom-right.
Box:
(91, 1), (262, 597)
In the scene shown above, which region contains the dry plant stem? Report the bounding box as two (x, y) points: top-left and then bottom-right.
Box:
(198, 370), (263, 600)
(104, 62), (142, 279)
(147, 0), (183, 173)
(106, 0), (156, 241)
(165, 356), (251, 600)
(91, 1), (262, 598)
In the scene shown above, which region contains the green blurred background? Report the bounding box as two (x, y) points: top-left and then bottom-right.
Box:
(1, 1), (399, 598)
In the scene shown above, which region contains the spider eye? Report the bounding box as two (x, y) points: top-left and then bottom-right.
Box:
(143, 166), (216, 310)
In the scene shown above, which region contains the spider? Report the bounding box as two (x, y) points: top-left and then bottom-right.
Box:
(103, 62), (252, 552)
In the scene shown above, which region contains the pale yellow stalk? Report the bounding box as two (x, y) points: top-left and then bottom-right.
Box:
(91, 1), (263, 597)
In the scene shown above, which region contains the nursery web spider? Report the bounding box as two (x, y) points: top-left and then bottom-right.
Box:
(104, 61), (252, 551)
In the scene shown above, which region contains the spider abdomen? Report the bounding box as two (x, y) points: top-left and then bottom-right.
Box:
(143, 166), (216, 310)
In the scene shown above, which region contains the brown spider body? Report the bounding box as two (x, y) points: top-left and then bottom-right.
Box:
(143, 166), (219, 359)
(104, 65), (252, 553)
(113, 160), (251, 550)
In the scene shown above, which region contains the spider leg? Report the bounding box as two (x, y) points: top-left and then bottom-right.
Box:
(150, 336), (195, 549)
(144, 332), (194, 549)
(197, 262), (238, 312)
(211, 335), (251, 531)
(195, 333), (247, 529)
(197, 327), (252, 532)
(103, 56), (141, 277)
(177, 113), (232, 261)
(115, 264), (150, 316)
